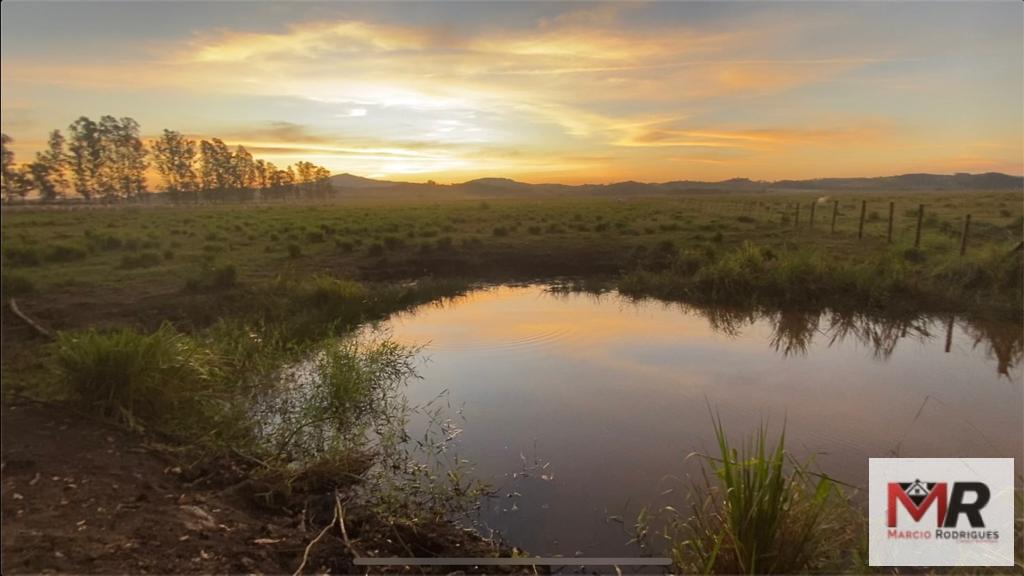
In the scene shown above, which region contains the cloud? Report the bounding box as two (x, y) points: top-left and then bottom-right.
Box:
(188, 20), (436, 63)
(2, 3), (1018, 182)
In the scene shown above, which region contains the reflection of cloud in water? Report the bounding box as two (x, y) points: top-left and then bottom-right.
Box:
(374, 284), (1021, 556)
(389, 285), (1023, 375)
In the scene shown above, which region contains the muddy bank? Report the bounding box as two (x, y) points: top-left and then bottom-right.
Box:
(0, 400), (520, 574)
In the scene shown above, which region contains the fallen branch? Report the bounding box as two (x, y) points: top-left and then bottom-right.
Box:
(292, 490), (362, 576)
(7, 298), (54, 340)
(335, 491), (361, 558)
(292, 495), (339, 576)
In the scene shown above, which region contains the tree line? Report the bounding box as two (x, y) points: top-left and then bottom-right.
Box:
(0, 116), (332, 203)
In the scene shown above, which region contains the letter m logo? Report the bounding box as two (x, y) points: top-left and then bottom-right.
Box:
(887, 481), (947, 527)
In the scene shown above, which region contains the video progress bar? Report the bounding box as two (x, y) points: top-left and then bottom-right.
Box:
(353, 557), (672, 566)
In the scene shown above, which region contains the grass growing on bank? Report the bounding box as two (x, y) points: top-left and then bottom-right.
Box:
(37, 274), (488, 536)
(46, 275), (468, 438)
(619, 240), (1022, 315)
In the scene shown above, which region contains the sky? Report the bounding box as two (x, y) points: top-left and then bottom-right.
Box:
(1, 1), (1022, 185)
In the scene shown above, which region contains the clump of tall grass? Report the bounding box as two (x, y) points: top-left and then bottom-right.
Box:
(264, 337), (416, 462)
(185, 263), (237, 291)
(930, 245), (1022, 299)
(44, 243), (88, 263)
(3, 245), (41, 267)
(54, 323), (216, 428)
(663, 414), (854, 574)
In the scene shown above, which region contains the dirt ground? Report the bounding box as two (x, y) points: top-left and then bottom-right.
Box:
(1, 400), (315, 574)
(1, 400), (532, 575)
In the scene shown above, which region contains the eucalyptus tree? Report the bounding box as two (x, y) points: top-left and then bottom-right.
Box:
(152, 129), (198, 201)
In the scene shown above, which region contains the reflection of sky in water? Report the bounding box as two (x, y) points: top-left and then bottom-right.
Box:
(375, 286), (1023, 556)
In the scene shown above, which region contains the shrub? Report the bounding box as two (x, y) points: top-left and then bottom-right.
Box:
(3, 246), (41, 267)
(901, 247), (926, 263)
(185, 264), (237, 291)
(84, 232), (123, 251)
(306, 231), (325, 243)
(367, 243), (385, 257)
(336, 240), (355, 253)
(288, 243), (302, 258)
(492, 226), (509, 237)
(54, 324), (215, 427)
(119, 251), (162, 269)
(298, 276), (370, 328)
(45, 244), (88, 263)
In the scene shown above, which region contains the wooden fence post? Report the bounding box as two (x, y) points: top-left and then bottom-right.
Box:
(831, 200), (838, 234)
(960, 214), (971, 256)
(915, 204), (924, 248)
(945, 315), (954, 353)
(887, 201), (895, 244)
(809, 201), (816, 229)
(858, 200), (867, 239)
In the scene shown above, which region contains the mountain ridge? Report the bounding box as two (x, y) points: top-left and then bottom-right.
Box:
(329, 171), (1023, 196)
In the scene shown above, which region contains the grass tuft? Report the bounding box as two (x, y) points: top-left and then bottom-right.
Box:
(54, 323), (215, 428)
(663, 413), (855, 574)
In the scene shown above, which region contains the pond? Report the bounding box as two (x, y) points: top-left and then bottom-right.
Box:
(377, 285), (1022, 556)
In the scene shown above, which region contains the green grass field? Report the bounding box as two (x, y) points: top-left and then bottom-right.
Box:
(2, 190), (1021, 333)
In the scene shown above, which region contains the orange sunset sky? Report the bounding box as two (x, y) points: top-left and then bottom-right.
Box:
(1, 1), (1022, 184)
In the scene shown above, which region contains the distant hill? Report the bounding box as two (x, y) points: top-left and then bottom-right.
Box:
(327, 173), (409, 189)
(328, 172), (1023, 198)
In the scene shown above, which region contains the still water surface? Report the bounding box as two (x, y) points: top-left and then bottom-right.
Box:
(377, 285), (1022, 556)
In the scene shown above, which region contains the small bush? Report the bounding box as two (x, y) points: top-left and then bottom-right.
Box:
(288, 243), (302, 258)
(84, 232), (123, 251)
(119, 251), (162, 269)
(306, 231), (325, 243)
(336, 240), (355, 253)
(902, 247), (926, 263)
(3, 246), (41, 267)
(367, 243), (385, 257)
(492, 226), (509, 237)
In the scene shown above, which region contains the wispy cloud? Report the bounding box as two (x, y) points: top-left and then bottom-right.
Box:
(1, 2), (1019, 181)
